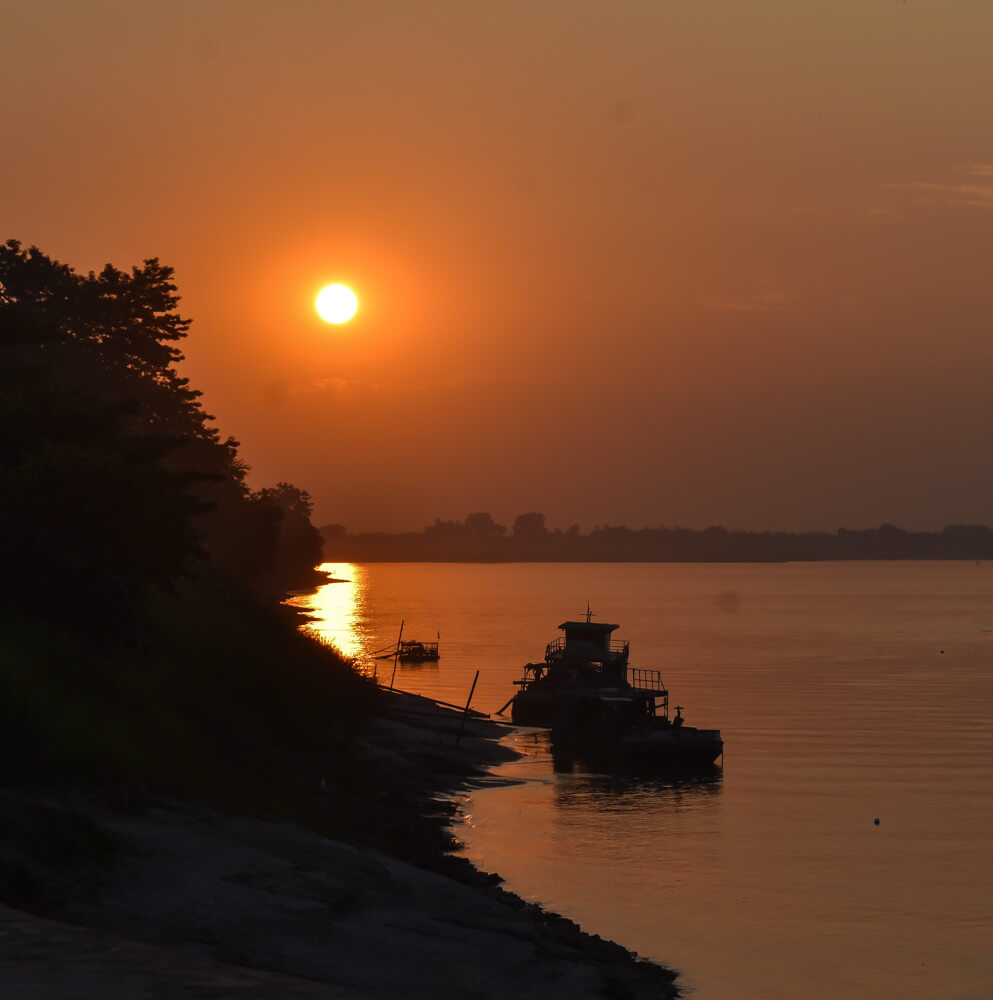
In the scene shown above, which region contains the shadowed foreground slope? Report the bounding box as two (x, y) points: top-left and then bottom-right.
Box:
(0, 594), (678, 999)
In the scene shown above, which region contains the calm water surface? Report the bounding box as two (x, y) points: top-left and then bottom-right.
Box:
(289, 562), (993, 1000)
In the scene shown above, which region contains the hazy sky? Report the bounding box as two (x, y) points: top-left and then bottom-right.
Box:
(5, 1), (993, 532)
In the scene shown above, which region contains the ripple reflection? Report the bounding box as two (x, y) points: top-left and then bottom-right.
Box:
(285, 562), (371, 666)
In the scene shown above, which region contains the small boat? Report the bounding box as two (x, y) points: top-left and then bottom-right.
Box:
(396, 639), (440, 662)
(508, 612), (723, 768)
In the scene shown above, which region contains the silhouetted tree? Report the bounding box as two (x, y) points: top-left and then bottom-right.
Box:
(0, 242), (212, 623)
(424, 517), (464, 538)
(464, 512), (506, 537)
(254, 483), (325, 588)
(512, 512), (548, 541)
(0, 241), (327, 626)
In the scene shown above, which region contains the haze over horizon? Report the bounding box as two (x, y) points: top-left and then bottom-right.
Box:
(5, 1), (993, 535)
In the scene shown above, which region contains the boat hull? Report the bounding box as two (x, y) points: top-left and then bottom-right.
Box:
(511, 692), (723, 768)
(509, 690), (562, 727)
(618, 726), (723, 767)
(549, 722), (723, 767)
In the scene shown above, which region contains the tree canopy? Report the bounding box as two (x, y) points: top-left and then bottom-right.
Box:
(0, 240), (324, 628)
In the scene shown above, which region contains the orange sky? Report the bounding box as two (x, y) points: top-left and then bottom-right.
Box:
(5, 1), (993, 532)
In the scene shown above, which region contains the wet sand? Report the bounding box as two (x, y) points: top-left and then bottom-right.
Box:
(1, 691), (678, 999)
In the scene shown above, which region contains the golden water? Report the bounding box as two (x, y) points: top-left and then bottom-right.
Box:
(289, 561), (993, 1000)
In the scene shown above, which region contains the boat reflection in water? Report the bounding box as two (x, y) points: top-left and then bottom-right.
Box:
(523, 728), (723, 792)
(516, 729), (724, 792)
(551, 767), (723, 823)
(457, 726), (723, 902)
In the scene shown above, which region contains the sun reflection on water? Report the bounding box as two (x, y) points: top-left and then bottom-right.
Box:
(284, 563), (371, 667)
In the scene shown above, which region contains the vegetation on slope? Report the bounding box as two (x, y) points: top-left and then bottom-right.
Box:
(0, 240), (384, 904)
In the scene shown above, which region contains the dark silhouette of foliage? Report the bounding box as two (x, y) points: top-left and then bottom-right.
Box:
(513, 512), (548, 540)
(1, 243), (209, 624)
(252, 483), (325, 589)
(320, 514), (993, 563)
(420, 513), (508, 559)
(464, 512), (506, 537)
(0, 240), (326, 626)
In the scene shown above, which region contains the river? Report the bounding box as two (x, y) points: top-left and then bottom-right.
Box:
(287, 561), (993, 1000)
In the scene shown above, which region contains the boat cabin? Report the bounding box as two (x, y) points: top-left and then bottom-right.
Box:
(545, 620), (629, 666)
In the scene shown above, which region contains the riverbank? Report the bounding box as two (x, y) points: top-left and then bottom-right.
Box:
(1, 691), (679, 998)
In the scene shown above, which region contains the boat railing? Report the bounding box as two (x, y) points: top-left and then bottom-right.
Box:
(545, 637), (629, 658)
(628, 667), (667, 696)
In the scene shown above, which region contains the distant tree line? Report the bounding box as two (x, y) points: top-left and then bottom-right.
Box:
(0, 240), (324, 629)
(320, 513), (993, 563)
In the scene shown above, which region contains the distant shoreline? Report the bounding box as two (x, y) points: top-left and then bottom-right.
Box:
(317, 553), (991, 565)
(318, 555), (987, 563)
(322, 520), (993, 564)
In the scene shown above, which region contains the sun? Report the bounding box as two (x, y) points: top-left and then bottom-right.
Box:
(316, 284), (358, 324)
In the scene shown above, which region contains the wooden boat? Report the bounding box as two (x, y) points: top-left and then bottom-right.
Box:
(396, 639), (440, 662)
(507, 612), (723, 768)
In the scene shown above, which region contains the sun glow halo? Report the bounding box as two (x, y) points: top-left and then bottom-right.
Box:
(316, 284), (358, 324)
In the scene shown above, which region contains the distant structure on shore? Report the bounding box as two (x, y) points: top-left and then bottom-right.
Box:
(320, 514), (993, 563)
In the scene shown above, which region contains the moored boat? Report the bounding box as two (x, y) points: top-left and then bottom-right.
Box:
(396, 639), (440, 662)
(508, 612), (723, 768)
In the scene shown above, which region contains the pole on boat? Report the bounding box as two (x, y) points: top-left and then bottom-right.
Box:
(388, 620), (404, 692)
(455, 669), (480, 747)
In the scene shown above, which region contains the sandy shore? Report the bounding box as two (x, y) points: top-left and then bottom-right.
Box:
(1, 692), (679, 998)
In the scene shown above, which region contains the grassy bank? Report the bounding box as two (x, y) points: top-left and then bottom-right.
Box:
(1, 578), (372, 806)
(1, 575), (383, 903)
(0, 573), (513, 900)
